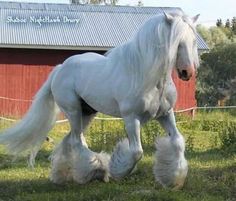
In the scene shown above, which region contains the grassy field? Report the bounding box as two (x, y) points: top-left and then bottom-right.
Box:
(0, 111), (235, 201)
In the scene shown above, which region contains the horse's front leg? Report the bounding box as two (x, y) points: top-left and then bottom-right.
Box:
(154, 109), (188, 190)
(109, 116), (143, 179)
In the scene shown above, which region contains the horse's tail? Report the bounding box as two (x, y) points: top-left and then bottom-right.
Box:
(0, 65), (61, 166)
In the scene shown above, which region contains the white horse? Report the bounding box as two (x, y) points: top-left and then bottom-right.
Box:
(0, 12), (199, 189)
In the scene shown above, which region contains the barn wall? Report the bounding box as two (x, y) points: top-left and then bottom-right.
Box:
(0, 48), (104, 117)
(0, 48), (196, 117)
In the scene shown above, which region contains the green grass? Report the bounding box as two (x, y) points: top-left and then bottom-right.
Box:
(0, 112), (235, 201)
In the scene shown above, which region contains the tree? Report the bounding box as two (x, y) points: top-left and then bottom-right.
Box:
(210, 27), (230, 46)
(225, 19), (231, 28)
(197, 25), (230, 48)
(137, 0), (143, 6)
(216, 18), (223, 27)
(70, 0), (118, 5)
(196, 43), (236, 106)
(231, 17), (236, 34)
(196, 17), (236, 106)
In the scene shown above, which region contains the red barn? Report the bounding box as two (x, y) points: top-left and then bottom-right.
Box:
(0, 2), (208, 117)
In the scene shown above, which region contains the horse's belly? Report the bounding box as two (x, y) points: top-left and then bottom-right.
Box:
(76, 80), (121, 117)
(81, 95), (121, 117)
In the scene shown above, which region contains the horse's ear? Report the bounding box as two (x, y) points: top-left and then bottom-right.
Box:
(164, 12), (174, 24)
(192, 14), (200, 23)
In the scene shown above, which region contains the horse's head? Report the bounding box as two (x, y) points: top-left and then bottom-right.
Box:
(165, 13), (200, 81)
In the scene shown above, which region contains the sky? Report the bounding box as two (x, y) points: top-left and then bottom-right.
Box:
(1, 0), (236, 27)
(120, 0), (236, 27)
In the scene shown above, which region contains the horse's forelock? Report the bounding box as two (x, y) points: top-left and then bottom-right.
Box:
(167, 14), (198, 64)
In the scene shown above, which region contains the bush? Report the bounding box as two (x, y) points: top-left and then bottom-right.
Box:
(220, 122), (236, 153)
(197, 43), (236, 106)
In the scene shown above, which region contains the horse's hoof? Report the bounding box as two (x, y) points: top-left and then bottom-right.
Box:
(171, 167), (188, 190)
(103, 173), (110, 183)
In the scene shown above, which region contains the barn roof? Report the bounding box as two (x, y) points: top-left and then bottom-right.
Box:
(0, 1), (208, 51)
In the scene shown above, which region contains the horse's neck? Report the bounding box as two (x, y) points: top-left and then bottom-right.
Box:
(109, 24), (176, 93)
(141, 48), (174, 92)
(116, 41), (173, 93)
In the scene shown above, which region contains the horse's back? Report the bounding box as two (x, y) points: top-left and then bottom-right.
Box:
(53, 52), (107, 82)
(63, 52), (106, 67)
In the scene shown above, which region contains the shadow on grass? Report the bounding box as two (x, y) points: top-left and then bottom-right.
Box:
(186, 148), (235, 161)
(2, 145), (232, 171)
(0, 178), (122, 201)
(185, 164), (236, 200)
(0, 149), (52, 170)
(0, 169), (158, 201)
(0, 163), (235, 201)
(0, 144), (155, 171)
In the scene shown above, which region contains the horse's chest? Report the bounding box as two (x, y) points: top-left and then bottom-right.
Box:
(138, 91), (160, 122)
(137, 85), (176, 122)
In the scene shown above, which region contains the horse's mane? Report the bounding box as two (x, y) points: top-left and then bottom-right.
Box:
(106, 12), (198, 93)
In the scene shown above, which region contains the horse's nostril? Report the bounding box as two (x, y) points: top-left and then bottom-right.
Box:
(181, 70), (188, 78)
(177, 65), (194, 81)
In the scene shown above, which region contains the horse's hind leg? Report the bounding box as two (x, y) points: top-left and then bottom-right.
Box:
(50, 96), (110, 184)
(70, 112), (110, 184)
(154, 109), (188, 189)
(50, 111), (91, 184)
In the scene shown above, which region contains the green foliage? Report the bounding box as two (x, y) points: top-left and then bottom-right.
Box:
(197, 25), (231, 49)
(197, 18), (236, 106)
(220, 122), (236, 153)
(85, 119), (165, 152)
(216, 19), (223, 27)
(197, 16), (236, 48)
(225, 19), (231, 28)
(231, 17), (236, 34)
(196, 43), (236, 106)
(210, 27), (231, 47)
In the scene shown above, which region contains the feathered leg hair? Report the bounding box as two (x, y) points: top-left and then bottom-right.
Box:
(153, 135), (188, 190)
(109, 138), (142, 179)
(50, 134), (110, 184)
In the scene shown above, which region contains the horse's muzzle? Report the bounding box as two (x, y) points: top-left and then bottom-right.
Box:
(177, 65), (195, 81)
